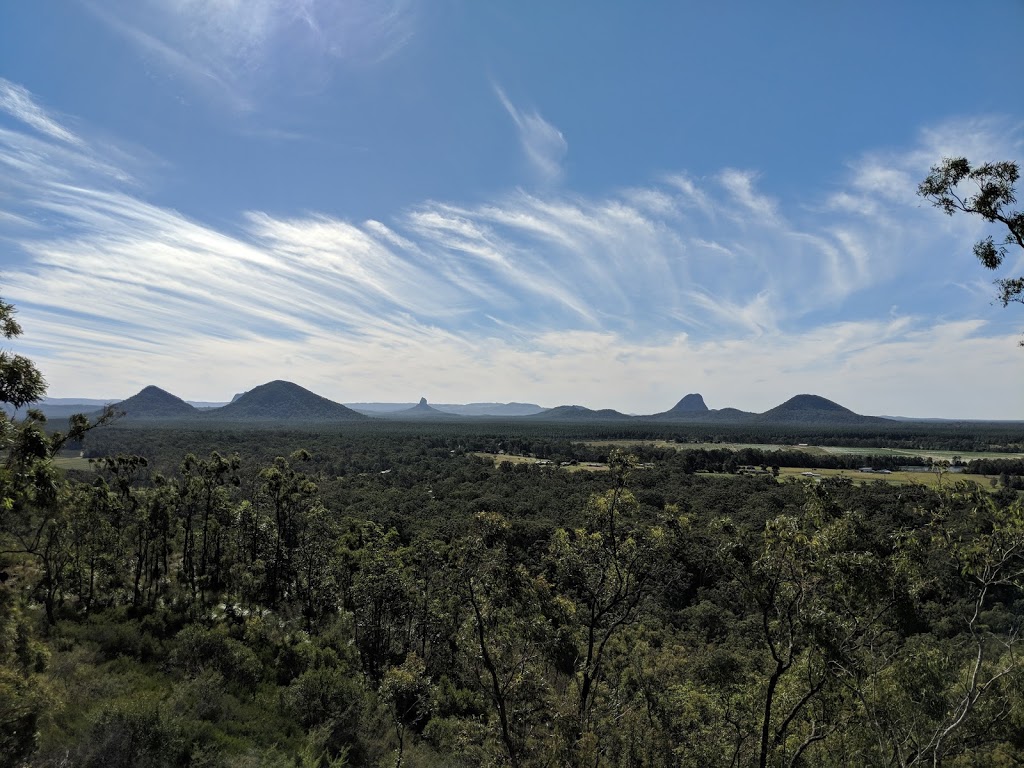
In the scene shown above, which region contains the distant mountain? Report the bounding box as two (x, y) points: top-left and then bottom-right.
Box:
(42, 397), (115, 406)
(646, 393), (755, 422)
(206, 381), (368, 422)
(383, 397), (458, 420)
(643, 393), (888, 424)
(531, 405), (633, 421)
(434, 402), (548, 417)
(111, 386), (198, 421)
(707, 407), (759, 422)
(346, 401), (549, 416)
(3, 402), (107, 421)
(669, 393), (709, 413)
(2, 396), (118, 421)
(13, 386), (911, 426)
(757, 394), (890, 425)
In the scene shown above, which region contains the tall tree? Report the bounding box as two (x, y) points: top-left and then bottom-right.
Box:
(547, 486), (670, 760)
(458, 511), (556, 767)
(256, 450), (318, 607)
(0, 296), (53, 767)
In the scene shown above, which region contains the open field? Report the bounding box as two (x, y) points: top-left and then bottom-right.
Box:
(814, 446), (1024, 461)
(52, 453), (94, 471)
(473, 451), (544, 465)
(3, 451), (94, 472)
(585, 439), (829, 455)
(473, 452), (609, 472)
(583, 439), (1024, 462)
(776, 466), (1000, 489)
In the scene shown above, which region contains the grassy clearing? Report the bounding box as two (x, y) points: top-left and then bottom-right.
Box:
(585, 439), (828, 455)
(473, 452), (609, 472)
(473, 452), (544, 465)
(51, 450), (94, 471)
(563, 462), (610, 473)
(816, 446), (1024, 461)
(776, 466), (999, 490)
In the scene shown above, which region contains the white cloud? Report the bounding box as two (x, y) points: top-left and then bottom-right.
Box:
(718, 168), (779, 223)
(849, 161), (915, 203)
(495, 85), (568, 184)
(0, 79), (83, 146)
(1, 83), (1022, 418)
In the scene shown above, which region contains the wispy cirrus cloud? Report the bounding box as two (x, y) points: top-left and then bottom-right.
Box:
(81, 0), (416, 110)
(719, 168), (779, 224)
(495, 85), (568, 184)
(0, 79), (83, 146)
(0, 79), (138, 190)
(1, 82), (1022, 417)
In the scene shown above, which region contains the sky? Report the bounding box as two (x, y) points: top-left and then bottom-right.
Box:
(1, 2), (1023, 419)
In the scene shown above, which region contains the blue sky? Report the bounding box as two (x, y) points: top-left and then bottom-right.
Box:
(1, 1), (1022, 418)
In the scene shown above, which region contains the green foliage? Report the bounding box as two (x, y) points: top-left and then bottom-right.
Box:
(0, 605), (54, 768)
(918, 157), (1024, 332)
(73, 698), (196, 768)
(0, 297), (45, 410)
(546, 481), (673, 758)
(172, 624), (262, 693)
(456, 510), (561, 766)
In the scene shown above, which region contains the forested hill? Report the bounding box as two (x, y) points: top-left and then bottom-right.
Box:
(530, 404), (633, 421)
(202, 380), (369, 421)
(110, 385), (198, 420)
(756, 394), (893, 425)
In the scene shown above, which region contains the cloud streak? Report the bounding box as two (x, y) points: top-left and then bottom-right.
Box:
(0, 79), (84, 147)
(1, 84), (1022, 418)
(495, 85), (568, 184)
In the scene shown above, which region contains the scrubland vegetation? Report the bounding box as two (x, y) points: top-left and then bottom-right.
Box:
(3, 412), (1024, 767)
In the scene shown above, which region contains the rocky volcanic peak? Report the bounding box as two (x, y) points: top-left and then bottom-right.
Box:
(671, 393), (709, 413)
(406, 397), (441, 413)
(382, 396), (457, 420)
